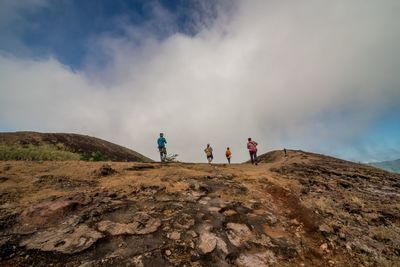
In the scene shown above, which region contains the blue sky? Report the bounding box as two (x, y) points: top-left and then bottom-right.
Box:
(1, 0), (220, 68)
(0, 0), (399, 162)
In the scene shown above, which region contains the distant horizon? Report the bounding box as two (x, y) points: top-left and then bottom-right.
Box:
(1, 1), (399, 163)
(1, 130), (398, 164)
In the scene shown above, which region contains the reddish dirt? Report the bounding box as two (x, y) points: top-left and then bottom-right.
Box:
(0, 150), (399, 266)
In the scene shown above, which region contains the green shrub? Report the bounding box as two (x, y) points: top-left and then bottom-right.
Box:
(80, 151), (106, 161)
(92, 151), (105, 161)
(80, 153), (91, 161)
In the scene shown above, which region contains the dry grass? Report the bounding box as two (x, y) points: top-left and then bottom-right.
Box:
(370, 226), (397, 242)
(0, 144), (80, 161)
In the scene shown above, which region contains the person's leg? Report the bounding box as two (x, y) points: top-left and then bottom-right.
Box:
(249, 151), (253, 164)
(254, 151), (258, 165)
(251, 152), (257, 165)
(228, 157), (231, 164)
(160, 147), (166, 162)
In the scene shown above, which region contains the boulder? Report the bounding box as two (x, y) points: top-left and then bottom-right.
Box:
(19, 200), (80, 230)
(197, 225), (228, 254)
(20, 224), (103, 254)
(227, 223), (253, 247)
(167, 231), (181, 240)
(236, 251), (276, 267)
(97, 221), (137, 235)
(97, 212), (161, 235)
(198, 232), (217, 254)
(97, 164), (116, 176)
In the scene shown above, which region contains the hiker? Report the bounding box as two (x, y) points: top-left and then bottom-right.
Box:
(283, 148), (287, 157)
(157, 133), (167, 162)
(204, 144), (213, 164)
(247, 138), (258, 165)
(225, 147), (232, 164)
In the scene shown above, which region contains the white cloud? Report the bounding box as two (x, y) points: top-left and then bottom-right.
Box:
(1, 0), (400, 162)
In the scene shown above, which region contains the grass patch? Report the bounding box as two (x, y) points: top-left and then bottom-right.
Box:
(80, 151), (107, 161)
(0, 144), (80, 161)
(370, 226), (396, 242)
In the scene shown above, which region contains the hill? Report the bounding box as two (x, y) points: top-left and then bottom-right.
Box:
(0, 150), (399, 266)
(369, 159), (400, 173)
(0, 132), (152, 162)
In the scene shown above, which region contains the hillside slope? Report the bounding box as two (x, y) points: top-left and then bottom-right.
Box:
(0, 150), (399, 266)
(369, 159), (400, 173)
(0, 132), (152, 162)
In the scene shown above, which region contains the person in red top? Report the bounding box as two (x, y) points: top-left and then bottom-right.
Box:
(247, 138), (258, 165)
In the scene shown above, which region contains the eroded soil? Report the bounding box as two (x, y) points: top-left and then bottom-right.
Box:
(0, 151), (399, 266)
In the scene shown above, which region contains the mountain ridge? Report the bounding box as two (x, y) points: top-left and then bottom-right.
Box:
(369, 158), (400, 173)
(0, 131), (152, 162)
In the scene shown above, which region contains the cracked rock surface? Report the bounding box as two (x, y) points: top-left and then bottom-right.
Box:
(1, 151), (399, 266)
(20, 220), (103, 254)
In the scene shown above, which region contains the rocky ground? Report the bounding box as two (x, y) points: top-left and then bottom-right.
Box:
(0, 151), (399, 266)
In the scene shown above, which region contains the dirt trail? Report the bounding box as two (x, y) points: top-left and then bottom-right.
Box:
(0, 154), (399, 266)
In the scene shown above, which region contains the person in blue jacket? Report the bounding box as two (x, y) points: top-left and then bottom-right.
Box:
(157, 133), (167, 162)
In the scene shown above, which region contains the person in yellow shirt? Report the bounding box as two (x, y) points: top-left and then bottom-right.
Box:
(204, 144), (213, 164)
(225, 147), (232, 164)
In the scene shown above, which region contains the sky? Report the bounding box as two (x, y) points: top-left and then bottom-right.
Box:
(0, 0), (399, 163)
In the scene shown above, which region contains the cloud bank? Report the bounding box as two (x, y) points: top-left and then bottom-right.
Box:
(1, 0), (400, 162)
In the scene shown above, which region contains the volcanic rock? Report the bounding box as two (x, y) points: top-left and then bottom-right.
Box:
(198, 232), (217, 254)
(19, 200), (80, 230)
(227, 223), (253, 247)
(236, 251), (277, 267)
(97, 213), (161, 235)
(20, 224), (103, 254)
